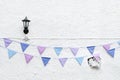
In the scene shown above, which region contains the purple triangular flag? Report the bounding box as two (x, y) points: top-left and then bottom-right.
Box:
(4, 38), (12, 47)
(103, 44), (111, 51)
(37, 46), (46, 55)
(93, 54), (100, 61)
(24, 54), (33, 64)
(70, 48), (79, 56)
(59, 58), (68, 67)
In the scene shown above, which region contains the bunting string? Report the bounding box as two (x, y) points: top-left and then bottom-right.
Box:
(0, 44), (88, 59)
(0, 38), (117, 48)
(2, 37), (120, 40)
(0, 38), (119, 67)
(0, 44), (89, 67)
(1, 38), (120, 56)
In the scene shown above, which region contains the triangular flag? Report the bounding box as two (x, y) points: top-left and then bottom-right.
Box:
(8, 49), (17, 59)
(76, 57), (84, 65)
(59, 58), (68, 67)
(103, 44), (110, 51)
(20, 43), (29, 52)
(54, 47), (63, 56)
(41, 57), (51, 66)
(117, 41), (120, 45)
(4, 38), (12, 47)
(107, 48), (115, 58)
(70, 48), (79, 56)
(87, 46), (95, 54)
(24, 54), (33, 64)
(37, 46), (46, 55)
(93, 54), (100, 61)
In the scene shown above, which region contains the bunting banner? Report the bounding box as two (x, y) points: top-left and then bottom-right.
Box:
(41, 57), (51, 66)
(103, 44), (115, 58)
(24, 54), (33, 64)
(75, 57), (84, 65)
(107, 48), (115, 58)
(4, 38), (12, 47)
(20, 43), (29, 52)
(37, 46), (46, 55)
(8, 49), (17, 59)
(54, 47), (63, 56)
(70, 48), (79, 56)
(117, 41), (120, 45)
(87, 46), (95, 54)
(59, 58), (68, 67)
(103, 44), (111, 51)
(0, 38), (119, 67)
(93, 54), (100, 61)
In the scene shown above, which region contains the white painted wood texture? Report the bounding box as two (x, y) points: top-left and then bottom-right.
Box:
(0, 0), (120, 80)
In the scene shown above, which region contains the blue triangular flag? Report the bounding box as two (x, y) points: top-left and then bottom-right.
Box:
(76, 57), (84, 65)
(20, 43), (29, 52)
(54, 47), (63, 56)
(8, 49), (17, 59)
(117, 41), (120, 45)
(87, 46), (95, 54)
(41, 57), (51, 66)
(107, 48), (115, 58)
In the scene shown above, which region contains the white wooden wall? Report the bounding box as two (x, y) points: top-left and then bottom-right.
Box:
(0, 0), (120, 80)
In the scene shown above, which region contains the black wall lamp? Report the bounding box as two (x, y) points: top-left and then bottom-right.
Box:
(22, 16), (30, 41)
